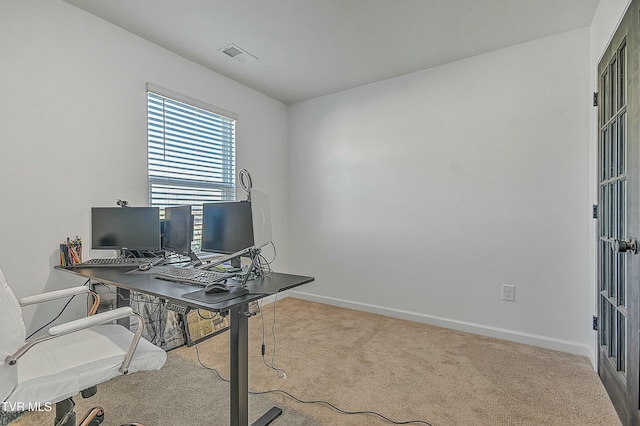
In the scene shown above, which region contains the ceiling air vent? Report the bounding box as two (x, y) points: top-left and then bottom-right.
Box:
(219, 43), (258, 64)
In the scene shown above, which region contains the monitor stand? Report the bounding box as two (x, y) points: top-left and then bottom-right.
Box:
(230, 257), (242, 269)
(121, 249), (161, 259)
(189, 252), (203, 266)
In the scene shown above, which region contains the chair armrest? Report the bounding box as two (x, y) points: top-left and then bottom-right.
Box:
(6, 307), (145, 375)
(49, 307), (133, 335)
(19, 286), (90, 306)
(19, 285), (100, 316)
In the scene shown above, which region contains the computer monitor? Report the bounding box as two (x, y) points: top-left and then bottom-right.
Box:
(201, 201), (254, 255)
(163, 205), (193, 256)
(91, 207), (161, 251)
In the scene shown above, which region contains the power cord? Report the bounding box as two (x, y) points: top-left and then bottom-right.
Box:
(197, 309), (216, 320)
(193, 342), (229, 382)
(250, 388), (433, 425)
(192, 342), (431, 425)
(263, 241), (277, 265)
(25, 279), (95, 340)
(257, 253), (272, 276)
(260, 295), (286, 378)
(26, 295), (77, 340)
(257, 242), (276, 275)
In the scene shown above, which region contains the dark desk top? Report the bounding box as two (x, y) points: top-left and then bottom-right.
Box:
(55, 266), (314, 312)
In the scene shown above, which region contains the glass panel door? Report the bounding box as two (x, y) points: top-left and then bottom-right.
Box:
(597, 3), (640, 423)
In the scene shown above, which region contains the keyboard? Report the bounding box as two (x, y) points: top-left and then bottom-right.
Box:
(154, 267), (232, 286)
(75, 257), (164, 268)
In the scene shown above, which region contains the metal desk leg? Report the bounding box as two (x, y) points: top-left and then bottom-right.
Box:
(228, 303), (283, 426)
(229, 304), (249, 425)
(116, 287), (130, 329)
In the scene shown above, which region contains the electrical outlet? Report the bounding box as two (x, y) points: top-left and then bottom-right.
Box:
(502, 284), (515, 302)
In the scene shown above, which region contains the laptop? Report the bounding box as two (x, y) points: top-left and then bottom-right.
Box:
(250, 189), (272, 249)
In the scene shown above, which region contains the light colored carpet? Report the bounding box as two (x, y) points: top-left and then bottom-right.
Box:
(9, 297), (620, 425)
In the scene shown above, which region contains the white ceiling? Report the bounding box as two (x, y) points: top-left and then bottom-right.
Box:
(63, 0), (600, 104)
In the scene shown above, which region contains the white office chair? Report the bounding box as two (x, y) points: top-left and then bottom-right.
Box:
(0, 268), (167, 426)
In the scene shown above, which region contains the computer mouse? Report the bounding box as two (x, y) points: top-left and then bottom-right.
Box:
(204, 282), (229, 294)
(138, 262), (153, 271)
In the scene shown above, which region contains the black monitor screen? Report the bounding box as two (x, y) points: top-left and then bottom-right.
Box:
(91, 207), (161, 251)
(201, 202), (254, 254)
(163, 205), (193, 256)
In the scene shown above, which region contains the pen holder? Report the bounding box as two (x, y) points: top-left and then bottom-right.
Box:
(60, 239), (82, 266)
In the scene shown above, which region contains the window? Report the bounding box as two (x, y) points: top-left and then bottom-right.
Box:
(147, 83), (238, 250)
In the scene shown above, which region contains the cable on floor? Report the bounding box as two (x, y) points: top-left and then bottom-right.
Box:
(251, 387), (433, 426)
(192, 342), (433, 426)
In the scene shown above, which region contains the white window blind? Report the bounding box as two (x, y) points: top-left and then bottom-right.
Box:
(147, 84), (238, 249)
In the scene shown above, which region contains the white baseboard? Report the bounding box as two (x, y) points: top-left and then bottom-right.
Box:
(287, 291), (593, 361)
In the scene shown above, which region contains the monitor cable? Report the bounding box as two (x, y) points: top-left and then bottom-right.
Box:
(251, 242), (274, 277)
(251, 251), (271, 278)
(263, 241), (277, 265)
(258, 251), (272, 276)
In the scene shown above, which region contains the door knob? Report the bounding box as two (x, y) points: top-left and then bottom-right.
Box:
(612, 238), (638, 254)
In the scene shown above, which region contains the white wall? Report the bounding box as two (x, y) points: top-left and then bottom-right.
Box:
(0, 0), (289, 331)
(288, 28), (593, 357)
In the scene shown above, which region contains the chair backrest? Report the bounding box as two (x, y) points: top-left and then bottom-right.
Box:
(0, 268), (26, 402)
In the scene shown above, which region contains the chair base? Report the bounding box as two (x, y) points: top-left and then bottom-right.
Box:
(53, 398), (104, 426)
(54, 395), (143, 426)
(78, 406), (104, 426)
(54, 398), (76, 426)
